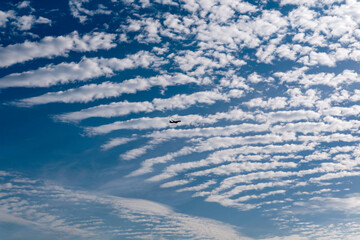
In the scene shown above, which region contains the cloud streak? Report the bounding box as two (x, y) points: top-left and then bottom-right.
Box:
(0, 31), (116, 68)
(0, 51), (162, 89)
(56, 90), (243, 122)
(14, 73), (200, 106)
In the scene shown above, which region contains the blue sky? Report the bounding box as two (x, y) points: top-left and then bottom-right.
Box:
(2, 0), (360, 239)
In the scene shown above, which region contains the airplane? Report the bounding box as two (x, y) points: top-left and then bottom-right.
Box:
(169, 120), (181, 124)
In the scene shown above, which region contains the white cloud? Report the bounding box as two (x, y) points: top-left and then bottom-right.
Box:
(17, 1), (31, 9)
(148, 154), (271, 182)
(0, 5), (53, 31)
(236, 190), (286, 202)
(6, 1), (360, 237)
(301, 151), (330, 163)
(188, 161), (297, 177)
(0, 31), (116, 68)
(160, 179), (191, 188)
(273, 67), (308, 84)
(297, 193), (360, 215)
(86, 116), (176, 135)
(120, 123), (268, 160)
(0, 57), (110, 88)
(0, 51), (161, 89)
(12, 14), (52, 31)
(120, 145), (153, 160)
(36, 16), (52, 25)
(101, 137), (136, 150)
(172, 144), (315, 187)
(303, 70), (359, 88)
(244, 97), (288, 110)
(124, 17), (163, 43)
(86, 108), (254, 135)
(14, 73), (199, 106)
(0, 172), (251, 240)
(279, 0), (341, 6)
(56, 90), (242, 122)
(298, 133), (360, 143)
(260, 235), (309, 240)
(69, 0), (111, 23)
(298, 51), (336, 67)
(256, 110), (321, 124)
(14, 15), (36, 30)
(148, 123), (270, 141)
(309, 171), (360, 182)
(287, 88), (319, 108)
(177, 180), (217, 192)
(132, 134), (299, 178)
(0, 10), (15, 27)
(205, 180), (294, 208)
(330, 0), (360, 24)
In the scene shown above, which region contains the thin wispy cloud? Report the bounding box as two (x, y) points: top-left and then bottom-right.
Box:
(0, 172), (249, 240)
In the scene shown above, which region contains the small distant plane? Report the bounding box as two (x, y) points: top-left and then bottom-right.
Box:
(169, 120), (181, 124)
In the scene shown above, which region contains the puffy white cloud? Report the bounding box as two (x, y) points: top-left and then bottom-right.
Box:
(309, 171), (360, 182)
(330, 0), (360, 24)
(0, 31), (116, 68)
(69, 0), (111, 23)
(301, 151), (330, 163)
(279, 0), (342, 6)
(298, 51), (336, 67)
(271, 122), (340, 134)
(14, 15), (36, 30)
(298, 133), (360, 143)
(287, 88), (319, 107)
(252, 10), (288, 37)
(244, 97), (288, 110)
(303, 70), (359, 88)
(0, 51), (162, 89)
(255, 110), (321, 124)
(288, 6), (318, 32)
(161, 13), (194, 39)
(124, 17), (163, 43)
(0, 57), (111, 88)
(0, 7), (52, 31)
(15, 73), (199, 106)
(17, 1), (31, 9)
(0, 10), (15, 27)
(273, 67), (308, 84)
(173, 50), (246, 76)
